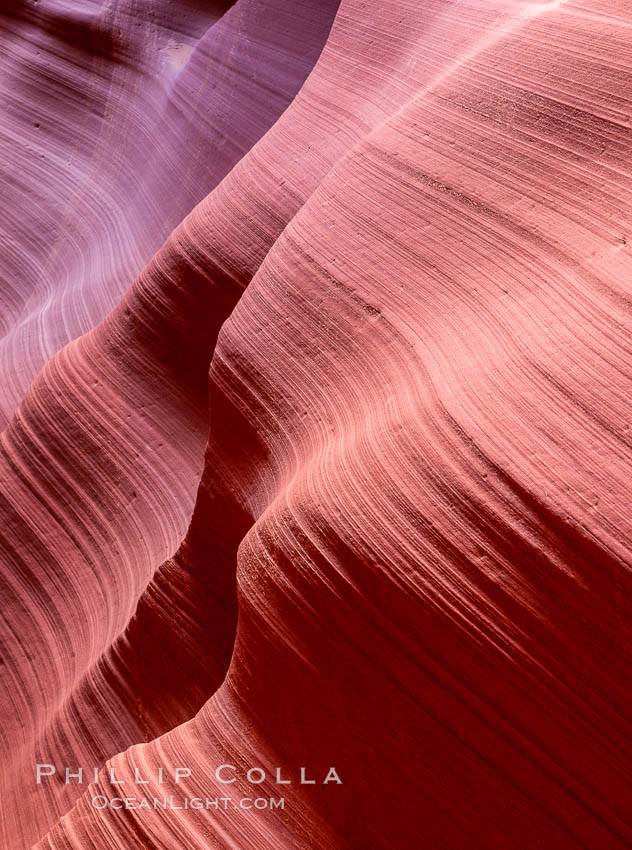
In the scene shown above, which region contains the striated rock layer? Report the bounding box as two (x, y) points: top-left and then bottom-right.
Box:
(0, 0), (338, 426)
(1, 0), (632, 848)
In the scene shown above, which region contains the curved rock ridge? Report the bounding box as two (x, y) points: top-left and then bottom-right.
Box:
(1, 0), (632, 848)
(0, 0), (341, 846)
(0, 0), (338, 427)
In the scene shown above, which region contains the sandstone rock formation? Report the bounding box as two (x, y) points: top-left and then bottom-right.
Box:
(1, 1), (631, 848)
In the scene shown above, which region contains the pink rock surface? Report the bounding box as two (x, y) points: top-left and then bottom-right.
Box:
(1, 1), (632, 848)
(0, 0), (337, 426)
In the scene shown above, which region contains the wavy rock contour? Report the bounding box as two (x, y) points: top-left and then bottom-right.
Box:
(1, 1), (631, 848)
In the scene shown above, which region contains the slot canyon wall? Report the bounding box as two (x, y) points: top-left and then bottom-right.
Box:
(1, 1), (631, 848)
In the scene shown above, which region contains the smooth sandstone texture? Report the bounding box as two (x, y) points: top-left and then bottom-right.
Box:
(0, 0), (341, 845)
(1, 1), (632, 848)
(0, 0), (337, 426)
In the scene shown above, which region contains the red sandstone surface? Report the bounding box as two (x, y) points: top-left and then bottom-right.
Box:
(1, 1), (631, 848)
